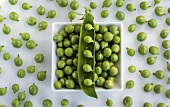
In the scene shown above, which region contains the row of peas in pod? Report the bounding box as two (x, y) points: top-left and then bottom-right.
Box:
(53, 8), (121, 98)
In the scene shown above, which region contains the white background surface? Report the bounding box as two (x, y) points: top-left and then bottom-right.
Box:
(0, 0), (170, 106)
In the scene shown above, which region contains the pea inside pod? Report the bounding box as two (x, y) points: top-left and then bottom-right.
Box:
(77, 8), (97, 98)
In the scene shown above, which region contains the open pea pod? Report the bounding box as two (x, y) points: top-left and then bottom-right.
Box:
(78, 10), (97, 98)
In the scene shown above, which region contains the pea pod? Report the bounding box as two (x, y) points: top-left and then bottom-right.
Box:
(78, 8), (97, 99)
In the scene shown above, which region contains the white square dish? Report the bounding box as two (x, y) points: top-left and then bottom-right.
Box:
(51, 22), (123, 92)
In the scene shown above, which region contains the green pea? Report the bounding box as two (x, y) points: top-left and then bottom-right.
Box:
(14, 54), (23, 67)
(42, 99), (52, 107)
(53, 34), (63, 42)
(12, 84), (19, 93)
(47, 10), (56, 18)
(128, 24), (136, 32)
(74, 25), (80, 34)
(0, 87), (7, 96)
(168, 7), (170, 14)
(37, 5), (45, 15)
(148, 19), (157, 28)
(165, 89), (170, 99)
(167, 62), (170, 71)
(154, 0), (161, 6)
(113, 36), (120, 44)
(136, 15), (147, 25)
(26, 40), (38, 49)
(106, 98), (113, 107)
(166, 17), (170, 26)
(66, 59), (73, 66)
(57, 60), (66, 69)
(0, 67), (2, 74)
(0, 105), (6, 107)
(94, 24), (99, 32)
(123, 96), (133, 107)
(104, 79), (114, 89)
(37, 71), (46, 81)
(160, 29), (169, 39)
(84, 79), (93, 86)
(154, 84), (163, 94)
(34, 53), (44, 63)
(149, 46), (159, 55)
(17, 69), (26, 78)
(71, 35), (79, 45)
(101, 10), (109, 18)
(111, 44), (120, 53)
(109, 66), (118, 76)
(96, 51), (103, 61)
(146, 56), (157, 65)
(107, 76), (115, 82)
(115, 0), (124, 7)
(64, 48), (74, 57)
(126, 47), (135, 56)
(90, 2), (97, 9)
(55, 70), (64, 78)
(18, 91), (26, 101)
(85, 23), (93, 30)
(9, 12), (19, 21)
(126, 4), (136, 12)
(95, 41), (100, 51)
(59, 29), (67, 37)
(155, 6), (166, 16)
(100, 26), (108, 34)
(83, 50), (93, 58)
(83, 64), (92, 72)
(162, 40), (170, 49)
(70, 0), (79, 10)
(0, 15), (6, 22)
(109, 26), (119, 35)
(54, 81), (62, 89)
(2, 24), (11, 35)
(72, 71), (78, 79)
(167, 77), (170, 84)
(102, 0), (112, 8)
(3, 52), (10, 61)
(0, 45), (4, 52)
(140, 1), (151, 10)
(95, 66), (102, 75)
(137, 32), (147, 42)
(101, 71), (108, 78)
(38, 21), (48, 31)
(68, 11), (76, 22)
(103, 32), (113, 42)
(139, 69), (150, 78)
(103, 48), (112, 57)
(73, 58), (78, 66)
(110, 53), (119, 62)
(96, 34), (103, 42)
(11, 38), (22, 48)
(157, 103), (168, 107)
(102, 61), (110, 71)
(153, 70), (164, 79)
(8, 0), (18, 5)
(143, 102), (152, 107)
(56, 0), (68, 7)
(64, 25), (74, 33)
(61, 99), (69, 107)
(116, 11), (125, 21)
(27, 66), (35, 73)
(24, 101), (33, 107)
(12, 99), (21, 107)
(22, 2), (32, 10)
(19, 32), (30, 41)
(84, 36), (94, 43)
(27, 16), (36, 26)
(163, 50), (170, 60)
(138, 44), (148, 55)
(77, 105), (84, 107)
(29, 83), (38, 96)
(64, 66), (73, 75)
(63, 39), (71, 47)
(100, 41), (108, 49)
(96, 77), (105, 86)
(128, 65), (136, 73)
(65, 79), (75, 89)
(126, 80), (134, 89)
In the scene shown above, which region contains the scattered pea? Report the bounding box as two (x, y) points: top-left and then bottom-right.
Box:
(0, 67), (2, 74)
(27, 66), (35, 73)
(154, 0), (161, 6)
(34, 53), (44, 63)
(0, 15), (6, 22)
(17, 69), (26, 78)
(155, 6), (166, 16)
(123, 96), (133, 107)
(18, 91), (26, 101)
(8, 0), (18, 5)
(163, 50), (170, 60)
(26, 40), (38, 49)
(102, 0), (112, 8)
(70, 0), (79, 10)
(146, 56), (157, 65)
(138, 43), (148, 55)
(77, 105), (84, 107)
(126, 80), (134, 89)
(149, 46), (159, 55)
(101, 10), (109, 18)
(0, 45), (4, 52)
(157, 103), (168, 107)
(140, 1), (151, 10)
(27, 16), (37, 26)
(166, 17), (170, 26)
(126, 4), (136, 12)
(162, 40), (170, 49)
(0, 87), (7, 96)
(115, 0), (124, 7)
(116, 11), (125, 21)
(165, 89), (170, 99)
(38, 21), (48, 31)
(37, 71), (46, 81)
(143, 102), (152, 107)
(139, 69), (150, 78)
(2, 24), (11, 35)
(14, 54), (23, 67)
(68, 11), (76, 22)
(12, 84), (19, 93)
(61, 99), (69, 107)
(106, 98), (113, 107)
(3, 52), (10, 60)
(128, 24), (136, 32)
(128, 65), (136, 73)
(47, 10), (56, 18)
(137, 32), (147, 42)
(167, 62), (170, 71)
(154, 84), (163, 94)
(24, 101), (33, 107)
(19, 32), (30, 41)
(126, 47), (135, 56)
(90, 2), (97, 9)
(12, 99), (21, 107)
(11, 38), (22, 48)
(56, 0), (68, 7)
(144, 83), (153, 92)
(153, 70), (164, 79)
(167, 77), (170, 84)
(136, 15), (147, 25)
(148, 19), (157, 28)
(29, 83), (38, 96)
(160, 29), (169, 39)
(22, 2), (32, 10)
(37, 5), (45, 15)
(42, 99), (53, 107)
